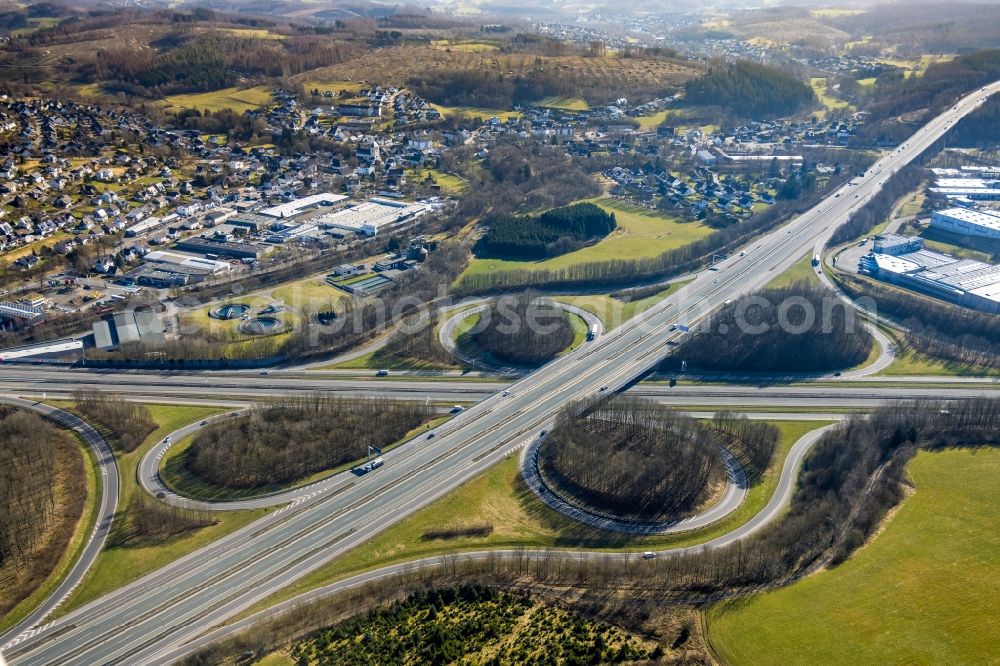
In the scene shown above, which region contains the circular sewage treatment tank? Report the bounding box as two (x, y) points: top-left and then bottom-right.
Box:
(239, 316), (283, 336)
(210, 303), (251, 320)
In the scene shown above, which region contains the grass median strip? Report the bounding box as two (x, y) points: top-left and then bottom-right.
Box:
(236, 420), (830, 620)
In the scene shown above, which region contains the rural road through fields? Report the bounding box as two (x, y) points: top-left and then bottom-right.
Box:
(0, 398), (118, 653)
(150, 421), (841, 666)
(5, 80), (999, 666)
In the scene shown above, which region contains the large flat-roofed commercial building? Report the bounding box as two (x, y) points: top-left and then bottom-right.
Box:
(259, 193), (349, 219)
(873, 233), (924, 256)
(929, 177), (1000, 201)
(144, 250), (233, 274)
(125, 250), (232, 288)
(314, 198), (428, 236)
(859, 243), (1000, 314)
(173, 236), (264, 259)
(930, 207), (1000, 240)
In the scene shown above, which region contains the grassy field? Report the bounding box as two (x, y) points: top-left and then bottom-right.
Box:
(535, 96), (590, 111)
(430, 103), (522, 122)
(57, 404), (272, 613)
(216, 28), (285, 40)
(709, 447), (1000, 666)
(406, 168), (469, 193)
(635, 109), (670, 131)
(240, 420), (829, 616)
(553, 284), (681, 330)
(766, 251), (821, 289)
(810, 77), (855, 116)
(886, 55), (955, 79)
(431, 39), (499, 52)
(270, 276), (348, 313)
(880, 344), (999, 377)
(161, 86), (273, 114)
(0, 432), (100, 634)
(461, 198), (712, 279)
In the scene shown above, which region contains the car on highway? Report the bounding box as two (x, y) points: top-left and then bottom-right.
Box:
(427, 432), (435, 439)
(540, 430), (547, 437)
(200, 421), (208, 426)
(502, 390), (510, 397)
(642, 551), (656, 560)
(376, 369), (389, 377)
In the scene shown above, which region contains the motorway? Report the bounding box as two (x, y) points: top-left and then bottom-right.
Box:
(0, 365), (997, 406)
(4, 80), (999, 665)
(168, 421), (842, 665)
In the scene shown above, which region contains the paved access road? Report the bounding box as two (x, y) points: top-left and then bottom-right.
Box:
(0, 398), (118, 653)
(520, 434), (749, 535)
(6, 81), (999, 666)
(162, 421), (841, 666)
(437, 299), (603, 373)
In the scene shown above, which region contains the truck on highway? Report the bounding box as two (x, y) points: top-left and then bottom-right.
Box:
(812, 254), (821, 267)
(353, 456), (385, 475)
(586, 323), (598, 341)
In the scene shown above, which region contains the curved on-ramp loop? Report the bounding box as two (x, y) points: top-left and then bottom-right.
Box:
(159, 421), (840, 665)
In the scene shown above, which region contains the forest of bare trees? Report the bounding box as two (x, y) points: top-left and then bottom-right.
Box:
(837, 274), (1000, 368)
(186, 396), (434, 488)
(108, 493), (216, 548)
(539, 399), (725, 521)
(473, 294), (574, 367)
(663, 284), (874, 373)
(74, 389), (158, 452)
(0, 409), (64, 568)
(180, 399), (1000, 666)
(0, 407), (85, 619)
(711, 412), (779, 483)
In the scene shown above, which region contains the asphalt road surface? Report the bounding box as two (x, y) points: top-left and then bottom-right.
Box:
(5, 81), (999, 666)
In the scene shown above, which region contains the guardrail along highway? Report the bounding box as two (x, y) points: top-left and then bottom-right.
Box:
(5, 81), (998, 666)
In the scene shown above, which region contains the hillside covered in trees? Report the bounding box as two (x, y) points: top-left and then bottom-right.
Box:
(685, 60), (816, 119)
(664, 284), (874, 373)
(475, 203), (617, 260)
(539, 399), (725, 521)
(472, 294), (574, 366)
(838, 273), (1000, 369)
(185, 396), (433, 488)
(0, 407), (85, 620)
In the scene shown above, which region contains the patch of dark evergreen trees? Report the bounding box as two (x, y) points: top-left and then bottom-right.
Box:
(685, 60), (816, 119)
(663, 284), (874, 373)
(475, 202), (616, 260)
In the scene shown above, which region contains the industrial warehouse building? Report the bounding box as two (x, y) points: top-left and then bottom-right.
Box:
(313, 198), (429, 236)
(859, 234), (1000, 314)
(930, 208), (1000, 240)
(92, 309), (166, 350)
